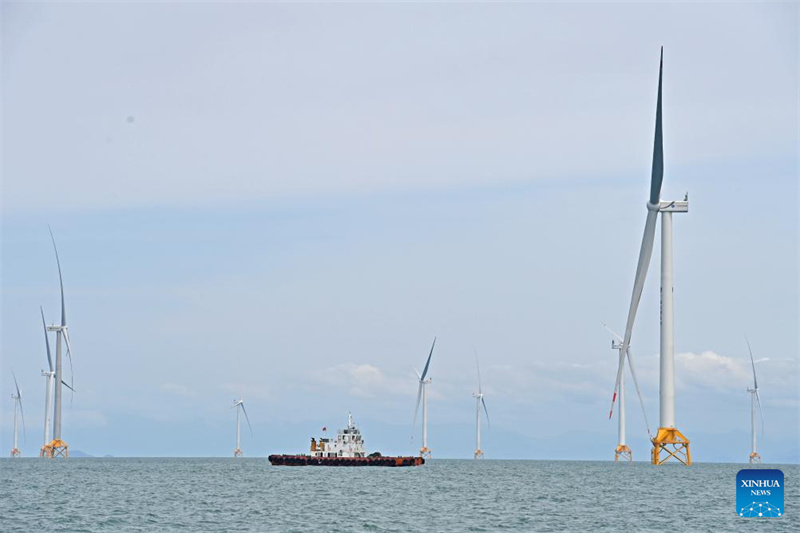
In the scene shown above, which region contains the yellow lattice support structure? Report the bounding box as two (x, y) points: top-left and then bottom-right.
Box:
(651, 427), (690, 465)
(615, 444), (632, 462)
(10, 448), (21, 458)
(420, 446), (431, 459)
(474, 448), (484, 459)
(233, 448), (243, 458)
(749, 451), (762, 464)
(41, 439), (69, 459)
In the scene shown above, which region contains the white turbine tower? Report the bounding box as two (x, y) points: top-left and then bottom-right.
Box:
(10, 371), (26, 458)
(745, 338), (764, 464)
(473, 351), (490, 459)
(609, 48), (691, 466)
(232, 397), (253, 458)
(413, 337), (436, 459)
(42, 228), (75, 459)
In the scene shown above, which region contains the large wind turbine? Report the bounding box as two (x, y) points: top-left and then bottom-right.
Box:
(232, 397), (253, 458)
(413, 337), (436, 459)
(745, 338), (764, 464)
(40, 307), (55, 455)
(10, 371), (26, 458)
(609, 48), (692, 465)
(42, 229), (75, 459)
(473, 351), (489, 459)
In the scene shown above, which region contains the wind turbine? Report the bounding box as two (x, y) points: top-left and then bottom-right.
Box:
(473, 351), (489, 459)
(604, 323), (651, 462)
(745, 338), (764, 464)
(42, 228), (75, 459)
(232, 397), (253, 458)
(413, 337), (436, 459)
(40, 307), (55, 455)
(10, 371), (26, 458)
(609, 48), (692, 466)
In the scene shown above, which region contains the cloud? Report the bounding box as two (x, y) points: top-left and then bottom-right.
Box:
(314, 363), (414, 399)
(160, 382), (196, 398)
(597, 351), (800, 403)
(675, 351), (750, 391)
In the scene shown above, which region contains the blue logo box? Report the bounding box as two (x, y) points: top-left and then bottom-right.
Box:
(737, 469), (784, 517)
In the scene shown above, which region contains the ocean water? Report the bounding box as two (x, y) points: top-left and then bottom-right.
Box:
(1, 459), (797, 532)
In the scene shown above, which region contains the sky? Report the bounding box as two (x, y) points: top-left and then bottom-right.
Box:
(1, 1), (798, 461)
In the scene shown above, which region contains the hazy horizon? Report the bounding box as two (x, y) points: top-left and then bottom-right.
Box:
(2, 1), (798, 462)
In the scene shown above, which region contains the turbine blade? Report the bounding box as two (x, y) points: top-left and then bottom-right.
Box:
(481, 397), (490, 428)
(756, 390), (764, 438)
(61, 380), (76, 393)
(41, 307), (53, 372)
(745, 335), (758, 390)
(610, 209), (658, 419)
(649, 47), (664, 206)
(64, 329), (75, 404)
(611, 50), (665, 418)
(412, 381), (423, 432)
(601, 322), (623, 344)
(12, 370), (21, 398)
(12, 371), (26, 442)
(20, 398), (26, 442)
(48, 226), (66, 327)
(608, 355), (621, 420)
(240, 403), (254, 437)
(420, 337), (436, 380)
(625, 347), (652, 439)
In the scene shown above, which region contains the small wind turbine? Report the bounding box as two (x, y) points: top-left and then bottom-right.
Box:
(609, 48), (692, 465)
(10, 371), (26, 458)
(232, 397), (253, 458)
(745, 338), (764, 464)
(42, 228), (75, 459)
(40, 307), (55, 454)
(413, 337), (436, 459)
(473, 351), (489, 459)
(604, 324), (651, 462)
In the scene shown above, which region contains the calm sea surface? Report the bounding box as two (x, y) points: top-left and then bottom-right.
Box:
(1, 459), (797, 532)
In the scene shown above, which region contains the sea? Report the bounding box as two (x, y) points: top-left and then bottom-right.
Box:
(1, 459), (797, 532)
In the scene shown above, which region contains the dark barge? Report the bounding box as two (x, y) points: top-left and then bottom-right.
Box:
(268, 454), (424, 467)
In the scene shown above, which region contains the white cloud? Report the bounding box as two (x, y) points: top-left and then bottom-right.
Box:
(160, 382), (196, 398)
(675, 351), (750, 391)
(314, 363), (415, 399)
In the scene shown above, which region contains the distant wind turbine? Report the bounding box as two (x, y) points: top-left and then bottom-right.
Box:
(473, 350), (489, 459)
(745, 337), (764, 464)
(413, 337), (436, 459)
(40, 307), (55, 454)
(604, 323), (651, 462)
(10, 371), (26, 458)
(232, 397), (253, 458)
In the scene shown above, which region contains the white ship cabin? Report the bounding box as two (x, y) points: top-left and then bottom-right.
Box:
(310, 413), (366, 458)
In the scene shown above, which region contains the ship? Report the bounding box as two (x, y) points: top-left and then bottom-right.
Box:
(268, 413), (424, 467)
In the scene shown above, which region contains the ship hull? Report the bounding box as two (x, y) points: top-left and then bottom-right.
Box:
(268, 454), (424, 467)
